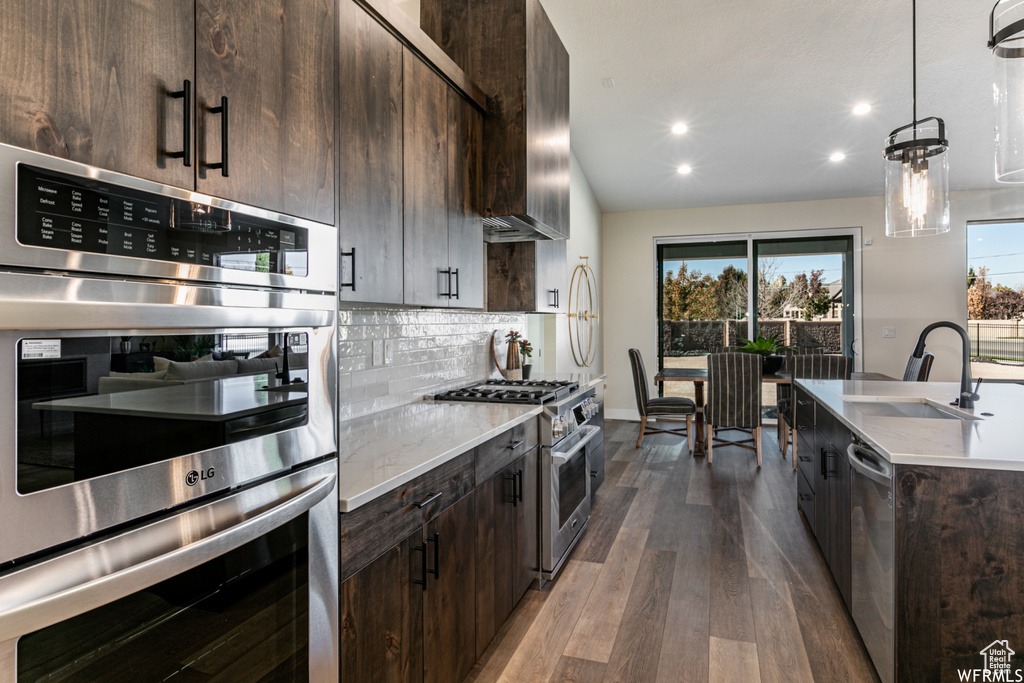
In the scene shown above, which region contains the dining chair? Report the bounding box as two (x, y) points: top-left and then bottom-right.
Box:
(704, 352), (763, 467)
(778, 354), (852, 468)
(628, 348), (696, 449)
(902, 351), (934, 382)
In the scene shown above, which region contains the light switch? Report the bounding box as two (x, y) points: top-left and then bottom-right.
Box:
(384, 339), (394, 365)
(883, 327), (896, 338)
(372, 339), (384, 366)
(864, 238), (873, 246)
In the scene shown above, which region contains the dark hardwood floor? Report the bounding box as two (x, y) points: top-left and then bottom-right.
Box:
(466, 420), (880, 683)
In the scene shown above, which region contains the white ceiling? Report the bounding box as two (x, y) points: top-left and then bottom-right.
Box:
(540, 0), (1002, 213)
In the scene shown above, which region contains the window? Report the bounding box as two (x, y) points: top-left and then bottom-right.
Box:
(967, 221), (1024, 381)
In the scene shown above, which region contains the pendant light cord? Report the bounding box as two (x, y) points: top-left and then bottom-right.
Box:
(912, 0), (918, 133)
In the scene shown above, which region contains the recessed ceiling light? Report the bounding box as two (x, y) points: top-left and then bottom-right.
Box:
(671, 122), (689, 135)
(676, 164), (692, 175)
(830, 152), (846, 162)
(853, 103), (872, 116)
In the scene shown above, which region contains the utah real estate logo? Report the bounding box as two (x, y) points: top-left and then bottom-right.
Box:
(958, 640), (1024, 682)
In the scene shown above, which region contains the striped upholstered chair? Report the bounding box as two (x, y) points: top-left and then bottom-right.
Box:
(628, 349), (697, 449)
(778, 354), (852, 468)
(903, 351), (934, 381)
(705, 352), (763, 467)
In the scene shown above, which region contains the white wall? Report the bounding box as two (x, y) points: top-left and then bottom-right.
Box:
(532, 151), (604, 374)
(601, 189), (1024, 419)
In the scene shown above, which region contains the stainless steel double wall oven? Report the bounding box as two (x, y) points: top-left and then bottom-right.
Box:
(0, 143), (338, 681)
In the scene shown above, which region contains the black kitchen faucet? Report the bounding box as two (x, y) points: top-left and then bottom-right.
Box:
(911, 321), (980, 409)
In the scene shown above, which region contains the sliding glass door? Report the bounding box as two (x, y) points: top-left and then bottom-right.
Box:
(657, 232), (857, 406)
(657, 240), (748, 401)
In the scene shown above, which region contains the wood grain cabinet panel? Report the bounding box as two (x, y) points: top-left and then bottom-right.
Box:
(421, 0), (570, 237)
(486, 239), (567, 313)
(337, 0), (404, 303)
(446, 89), (484, 310)
(423, 494), (477, 683)
(403, 50), (450, 308)
(195, 0), (335, 225)
(0, 1), (195, 189)
(340, 531), (425, 683)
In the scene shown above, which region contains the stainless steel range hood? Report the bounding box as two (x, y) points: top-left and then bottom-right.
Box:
(483, 215), (562, 242)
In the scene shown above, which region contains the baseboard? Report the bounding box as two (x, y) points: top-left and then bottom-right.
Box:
(606, 408), (639, 421)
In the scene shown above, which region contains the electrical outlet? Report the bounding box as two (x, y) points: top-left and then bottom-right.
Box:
(883, 327), (896, 338)
(372, 339), (384, 366)
(384, 339), (394, 365)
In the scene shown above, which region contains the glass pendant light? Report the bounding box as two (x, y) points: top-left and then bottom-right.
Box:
(990, 1), (1024, 182)
(884, 0), (950, 237)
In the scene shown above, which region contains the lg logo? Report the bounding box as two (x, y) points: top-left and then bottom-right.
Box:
(185, 468), (216, 486)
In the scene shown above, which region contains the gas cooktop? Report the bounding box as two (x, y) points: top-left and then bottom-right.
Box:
(435, 379), (579, 405)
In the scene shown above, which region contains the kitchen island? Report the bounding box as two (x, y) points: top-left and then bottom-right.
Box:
(796, 378), (1024, 683)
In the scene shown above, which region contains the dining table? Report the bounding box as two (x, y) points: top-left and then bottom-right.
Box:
(652, 367), (893, 457)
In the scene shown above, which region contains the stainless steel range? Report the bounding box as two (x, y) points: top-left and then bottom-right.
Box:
(437, 378), (601, 583)
(435, 378), (579, 405)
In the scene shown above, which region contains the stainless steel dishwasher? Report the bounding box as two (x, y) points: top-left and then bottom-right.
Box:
(848, 440), (894, 683)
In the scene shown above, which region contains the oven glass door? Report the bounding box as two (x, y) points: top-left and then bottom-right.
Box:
(558, 446), (589, 529)
(18, 514), (310, 681)
(16, 331), (309, 494)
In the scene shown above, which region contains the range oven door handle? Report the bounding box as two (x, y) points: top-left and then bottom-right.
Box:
(0, 464), (335, 642)
(547, 425), (600, 466)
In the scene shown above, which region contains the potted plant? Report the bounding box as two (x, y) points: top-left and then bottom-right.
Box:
(505, 330), (522, 380)
(736, 334), (791, 375)
(519, 338), (534, 379)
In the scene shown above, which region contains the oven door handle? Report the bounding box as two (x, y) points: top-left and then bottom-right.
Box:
(0, 464), (335, 641)
(547, 425), (600, 466)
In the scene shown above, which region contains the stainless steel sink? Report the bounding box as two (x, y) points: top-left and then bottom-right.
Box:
(839, 395), (980, 420)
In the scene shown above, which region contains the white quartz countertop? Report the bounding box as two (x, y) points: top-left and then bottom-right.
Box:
(337, 401), (542, 512)
(797, 378), (1024, 471)
(33, 371), (307, 422)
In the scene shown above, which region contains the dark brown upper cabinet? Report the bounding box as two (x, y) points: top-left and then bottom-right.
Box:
(195, 0), (335, 225)
(421, 0), (570, 241)
(0, 0), (335, 226)
(337, 0), (405, 304)
(0, 1), (195, 190)
(403, 49), (484, 309)
(487, 239), (566, 313)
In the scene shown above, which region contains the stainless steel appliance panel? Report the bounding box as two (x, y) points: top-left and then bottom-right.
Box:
(0, 273), (336, 565)
(539, 386), (600, 581)
(0, 458), (339, 682)
(0, 142), (337, 292)
(848, 441), (894, 683)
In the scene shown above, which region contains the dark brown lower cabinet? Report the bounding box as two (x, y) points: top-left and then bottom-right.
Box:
(340, 531), (424, 683)
(475, 449), (539, 658)
(340, 494), (477, 683)
(423, 494), (477, 683)
(798, 392), (852, 609)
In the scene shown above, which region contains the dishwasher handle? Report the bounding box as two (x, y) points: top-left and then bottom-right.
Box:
(847, 442), (892, 487)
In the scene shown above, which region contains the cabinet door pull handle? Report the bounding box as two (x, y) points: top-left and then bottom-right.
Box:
(168, 80), (193, 167)
(451, 268), (460, 300)
(549, 289), (559, 308)
(207, 96), (229, 177)
(412, 543), (428, 591)
(427, 532), (440, 579)
(440, 268), (452, 298)
(340, 248), (356, 290)
(504, 472), (517, 507)
(515, 469), (524, 503)
(414, 491), (443, 508)
(508, 440), (525, 451)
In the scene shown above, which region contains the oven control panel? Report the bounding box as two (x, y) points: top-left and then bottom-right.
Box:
(17, 164), (308, 276)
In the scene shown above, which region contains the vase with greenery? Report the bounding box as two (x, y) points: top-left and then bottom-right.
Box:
(736, 334), (791, 375)
(505, 330), (522, 380)
(519, 338), (533, 379)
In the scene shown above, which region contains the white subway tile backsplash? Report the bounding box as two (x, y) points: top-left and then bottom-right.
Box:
(337, 306), (526, 420)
